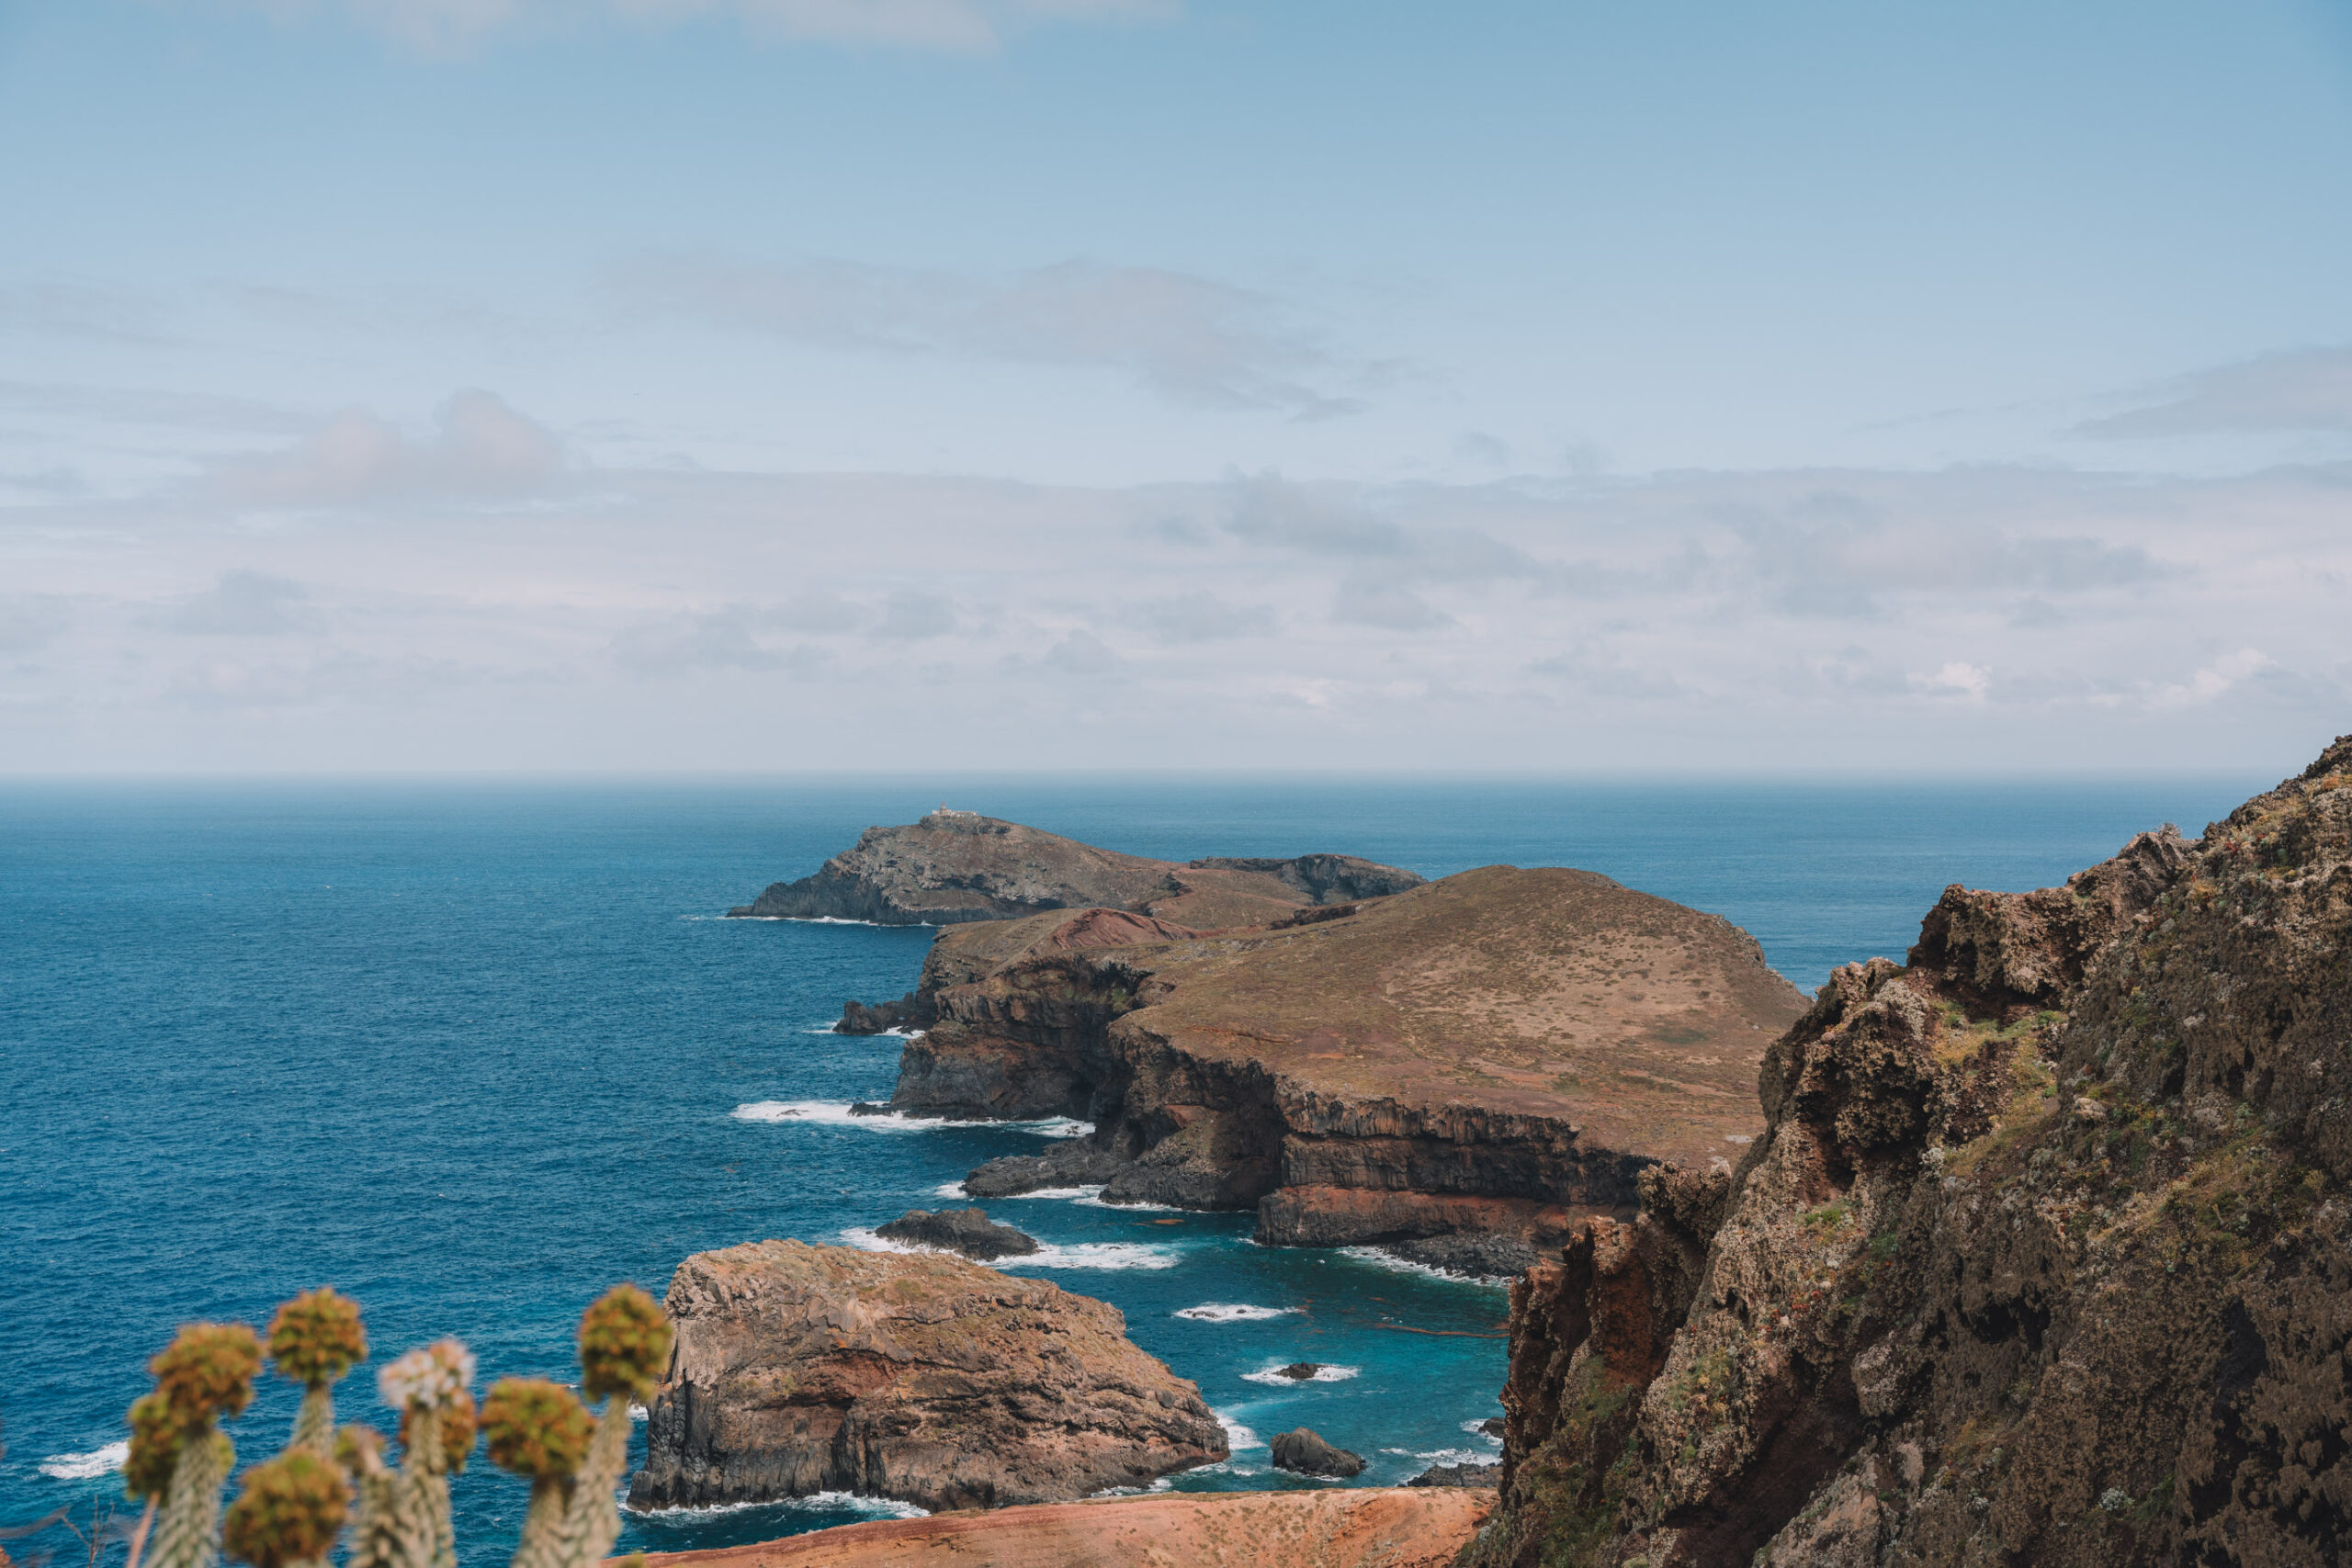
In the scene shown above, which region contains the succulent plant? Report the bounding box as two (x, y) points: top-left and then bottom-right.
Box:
(378, 1340), (473, 1568)
(566, 1287), (674, 1565)
(137, 1324), (263, 1568)
(222, 1450), (348, 1568)
(334, 1427), (429, 1568)
(152, 1325), (263, 1427)
(482, 1380), (594, 1568)
(126, 1392), (188, 1502)
(267, 1292), (368, 1456)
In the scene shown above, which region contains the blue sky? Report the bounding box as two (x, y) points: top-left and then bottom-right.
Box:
(3, 1), (2349, 772)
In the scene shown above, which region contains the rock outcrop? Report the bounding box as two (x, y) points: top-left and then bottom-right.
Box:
(628, 1239), (1225, 1514)
(1470, 736), (2352, 1568)
(1410, 1461), (1502, 1488)
(729, 810), (1423, 928)
(834, 993), (929, 1036)
(1273, 1427), (1368, 1478)
(887, 865), (1807, 1266)
(619, 1486), (1494, 1568)
(871, 1207), (1038, 1260)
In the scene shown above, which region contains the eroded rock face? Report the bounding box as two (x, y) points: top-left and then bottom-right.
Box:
(1470, 736), (2352, 1568)
(728, 810), (1422, 929)
(891, 868), (1805, 1270)
(628, 1239), (1226, 1514)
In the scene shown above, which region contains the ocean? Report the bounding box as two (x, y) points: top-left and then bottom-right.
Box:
(0, 773), (2268, 1562)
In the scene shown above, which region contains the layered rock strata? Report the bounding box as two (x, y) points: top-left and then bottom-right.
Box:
(1471, 737), (2352, 1568)
(628, 1239), (1225, 1513)
(888, 865), (1807, 1266)
(729, 810), (1422, 928)
(618, 1486), (1493, 1568)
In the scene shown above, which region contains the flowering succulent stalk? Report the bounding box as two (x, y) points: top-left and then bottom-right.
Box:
(222, 1450), (348, 1568)
(378, 1340), (475, 1568)
(137, 1324), (263, 1568)
(267, 1291), (368, 1458)
(564, 1287), (674, 1567)
(481, 1380), (594, 1568)
(335, 1428), (429, 1568)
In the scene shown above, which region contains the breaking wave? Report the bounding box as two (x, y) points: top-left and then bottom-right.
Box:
(730, 1101), (1091, 1139)
(40, 1441), (127, 1480)
(625, 1491), (926, 1520)
(1242, 1363), (1360, 1385)
(1173, 1303), (1301, 1323)
(840, 1230), (1180, 1271)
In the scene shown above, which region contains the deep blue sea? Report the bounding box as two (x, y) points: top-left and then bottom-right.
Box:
(0, 774), (2269, 1562)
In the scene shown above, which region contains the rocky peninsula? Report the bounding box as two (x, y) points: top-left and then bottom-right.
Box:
(1470, 737), (2352, 1568)
(628, 1239), (1226, 1513)
(728, 809), (1423, 930)
(887, 863), (1808, 1270)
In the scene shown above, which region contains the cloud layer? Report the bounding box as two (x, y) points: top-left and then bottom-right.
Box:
(5, 389), (2345, 773)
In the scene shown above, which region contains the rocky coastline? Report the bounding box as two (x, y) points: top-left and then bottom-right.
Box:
(629, 1239), (1226, 1514)
(872, 863), (1807, 1272)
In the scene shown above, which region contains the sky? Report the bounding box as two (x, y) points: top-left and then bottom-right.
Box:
(2, 0), (2349, 774)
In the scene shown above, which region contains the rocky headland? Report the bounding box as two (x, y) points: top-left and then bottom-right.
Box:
(728, 809), (1423, 930)
(886, 864), (1809, 1270)
(1469, 737), (2352, 1568)
(628, 1239), (1226, 1514)
(618, 1486), (1493, 1568)
(871, 1206), (1038, 1260)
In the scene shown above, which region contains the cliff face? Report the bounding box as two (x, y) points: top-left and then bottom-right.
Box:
(889, 866), (1809, 1269)
(628, 1239), (1226, 1514)
(727, 810), (1423, 927)
(1471, 737), (2352, 1568)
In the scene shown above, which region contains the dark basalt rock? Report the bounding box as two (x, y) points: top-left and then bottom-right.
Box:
(836, 991), (933, 1035)
(965, 1140), (1128, 1198)
(1383, 1233), (1539, 1280)
(874, 1207), (1040, 1261)
(1409, 1461), (1501, 1488)
(1274, 1362), (1323, 1381)
(1270, 1427), (1365, 1479)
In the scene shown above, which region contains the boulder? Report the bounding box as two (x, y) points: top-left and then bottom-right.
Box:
(628, 1239), (1226, 1513)
(1408, 1461), (1501, 1488)
(872, 1207), (1039, 1261)
(965, 1139), (1127, 1198)
(1271, 1427), (1366, 1479)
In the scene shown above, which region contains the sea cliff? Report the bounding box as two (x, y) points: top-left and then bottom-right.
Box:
(1469, 737), (2352, 1568)
(882, 863), (1809, 1271)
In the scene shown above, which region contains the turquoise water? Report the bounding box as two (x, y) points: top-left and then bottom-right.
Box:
(0, 775), (2267, 1561)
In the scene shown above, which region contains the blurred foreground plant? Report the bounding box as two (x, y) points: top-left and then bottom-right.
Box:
(116, 1287), (670, 1568)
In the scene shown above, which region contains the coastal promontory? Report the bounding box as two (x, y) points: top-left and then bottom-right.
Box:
(891, 863), (1812, 1269)
(627, 1239), (1227, 1514)
(726, 809), (1423, 928)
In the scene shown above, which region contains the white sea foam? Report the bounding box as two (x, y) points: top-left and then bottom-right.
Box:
(732, 915), (934, 929)
(731, 1101), (1091, 1139)
(624, 1491), (926, 1520)
(1338, 1246), (1512, 1288)
(1242, 1363), (1360, 1385)
(932, 1180), (970, 1199)
(1215, 1414), (1262, 1451)
(1173, 1303), (1300, 1323)
(1464, 1418), (1504, 1443)
(1002, 1242), (1180, 1271)
(1414, 1448), (1487, 1465)
(1002, 1185), (1102, 1201)
(629, 1404), (649, 1422)
(40, 1441), (128, 1480)
(841, 1229), (1180, 1272)
(1069, 1191), (1180, 1212)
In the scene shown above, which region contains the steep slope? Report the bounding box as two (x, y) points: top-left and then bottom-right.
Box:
(1470, 737), (2352, 1568)
(727, 809), (1423, 928)
(888, 866), (1810, 1269)
(623, 1486), (1493, 1568)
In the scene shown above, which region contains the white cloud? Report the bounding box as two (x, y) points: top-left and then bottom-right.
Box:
(1911, 660), (1990, 702)
(219, 0), (1170, 55)
(1130, 592), (1274, 644)
(206, 389), (565, 508)
(2081, 348), (2352, 439)
(2150, 648), (2273, 709)
(627, 256), (1356, 418)
(163, 571), (310, 637)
